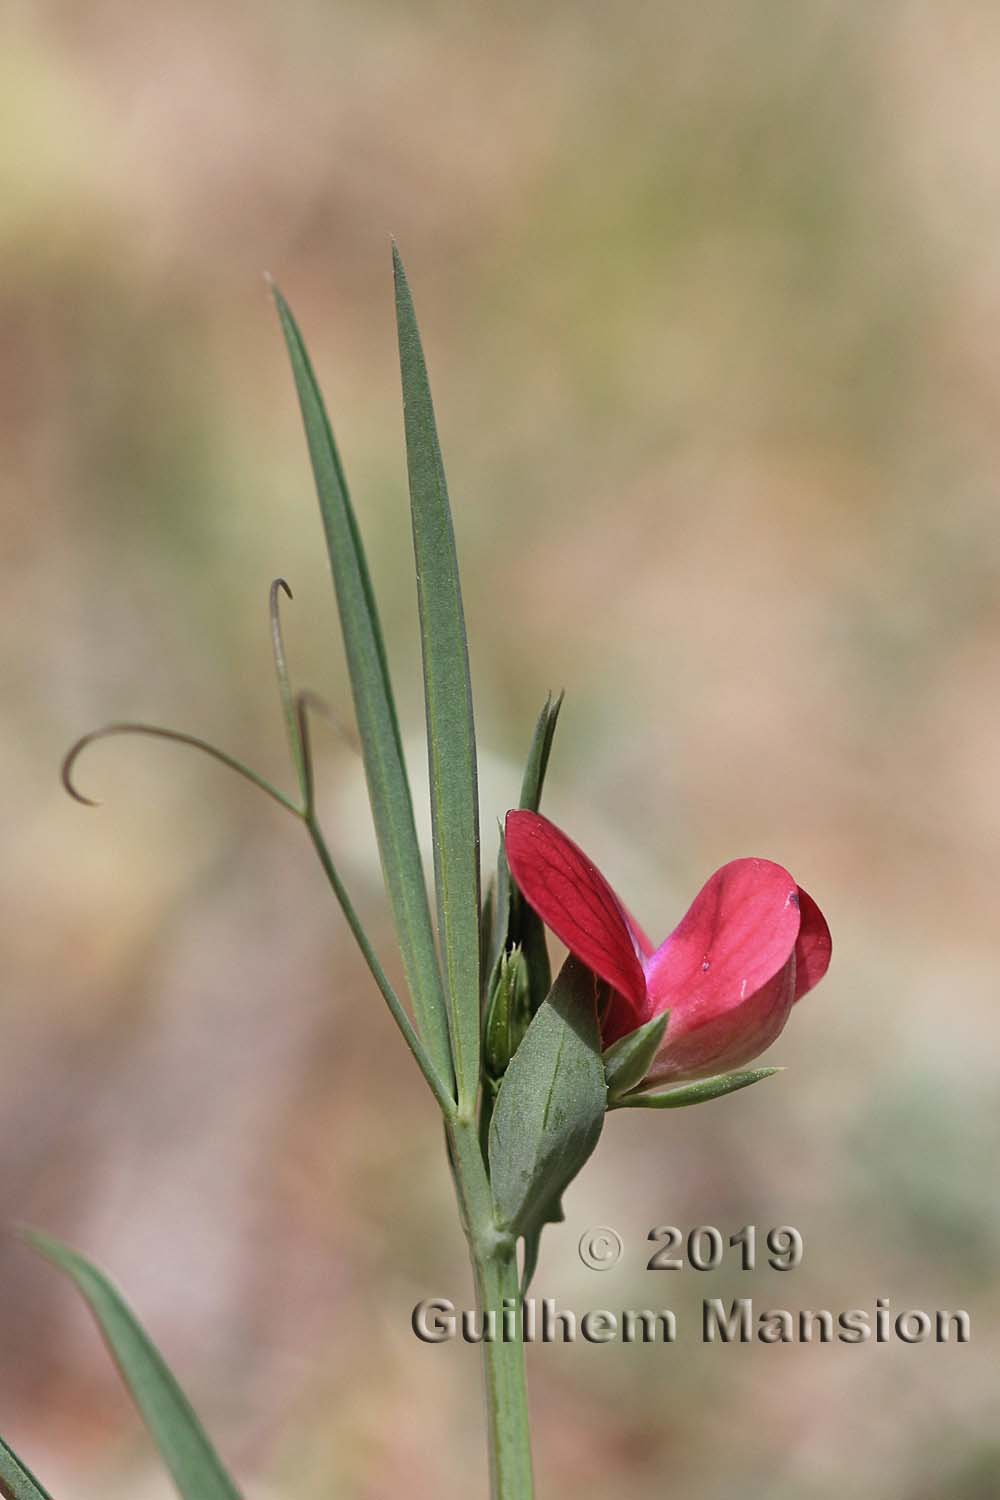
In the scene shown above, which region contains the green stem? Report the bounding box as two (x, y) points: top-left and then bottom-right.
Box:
(474, 1243), (534, 1500)
(305, 814), (456, 1116)
(446, 1118), (535, 1500)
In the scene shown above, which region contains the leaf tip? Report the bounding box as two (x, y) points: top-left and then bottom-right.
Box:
(264, 271), (287, 313)
(391, 240), (411, 301)
(16, 1225), (65, 1266)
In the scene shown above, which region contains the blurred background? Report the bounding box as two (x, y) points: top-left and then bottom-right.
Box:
(3, 2), (999, 1496)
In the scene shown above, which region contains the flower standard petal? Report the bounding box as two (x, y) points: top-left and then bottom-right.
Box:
(504, 811), (647, 1014)
(645, 858), (802, 1021)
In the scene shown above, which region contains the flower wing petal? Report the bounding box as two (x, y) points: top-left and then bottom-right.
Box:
(643, 956), (796, 1085)
(792, 885), (832, 1001)
(504, 810), (648, 1009)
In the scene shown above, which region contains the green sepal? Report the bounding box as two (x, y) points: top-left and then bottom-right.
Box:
(488, 956), (607, 1238)
(0, 1436), (54, 1500)
(602, 1011), (670, 1103)
(483, 946), (532, 1082)
(610, 1067), (783, 1110)
(23, 1231), (242, 1500)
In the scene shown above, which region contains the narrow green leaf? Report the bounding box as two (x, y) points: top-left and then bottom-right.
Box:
(489, 956), (607, 1236)
(603, 1012), (670, 1103)
(23, 1231), (241, 1500)
(488, 693), (564, 1004)
(0, 1437), (53, 1500)
(479, 877), (496, 1002)
(513, 692), (563, 1010)
(393, 245), (481, 1112)
(273, 285), (454, 1099)
(611, 1067), (782, 1110)
(518, 691), (564, 814)
(519, 898), (552, 1016)
(488, 827), (513, 986)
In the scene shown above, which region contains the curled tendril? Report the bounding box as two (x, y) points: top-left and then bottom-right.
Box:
(60, 580), (354, 819)
(270, 574), (293, 611)
(60, 582), (455, 1114)
(60, 722), (303, 816)
(269, 576), (360, 756)
(269, 577), (307, 802)
(294, 688), (340, 819)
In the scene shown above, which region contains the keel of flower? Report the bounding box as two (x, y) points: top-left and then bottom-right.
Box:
(504, 810), (831, 1089)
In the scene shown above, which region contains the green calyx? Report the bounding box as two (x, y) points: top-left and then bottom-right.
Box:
(484, 946), (533, 1085)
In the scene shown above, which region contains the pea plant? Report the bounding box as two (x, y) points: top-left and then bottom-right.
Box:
(1, 248), (830, 1500)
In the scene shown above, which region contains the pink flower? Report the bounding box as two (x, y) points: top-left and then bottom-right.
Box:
(504, 810), (831, 1088)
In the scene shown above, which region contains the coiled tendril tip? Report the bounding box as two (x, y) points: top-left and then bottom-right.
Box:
(61, 732), (105, 806)
(59, 721), (301, 817)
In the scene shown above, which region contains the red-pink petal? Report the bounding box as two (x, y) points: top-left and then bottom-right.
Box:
(644, 857), (802, 1031)
(504, 810), (648, 1011)
(643, 956), (797, 1085)
(793, 885), (832, 1001)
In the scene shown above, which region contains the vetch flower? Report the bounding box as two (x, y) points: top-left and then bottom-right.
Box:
(504, 810), (831, 1089)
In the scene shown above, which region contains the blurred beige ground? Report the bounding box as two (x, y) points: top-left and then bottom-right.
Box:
(2, 2), (1000, 1496)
